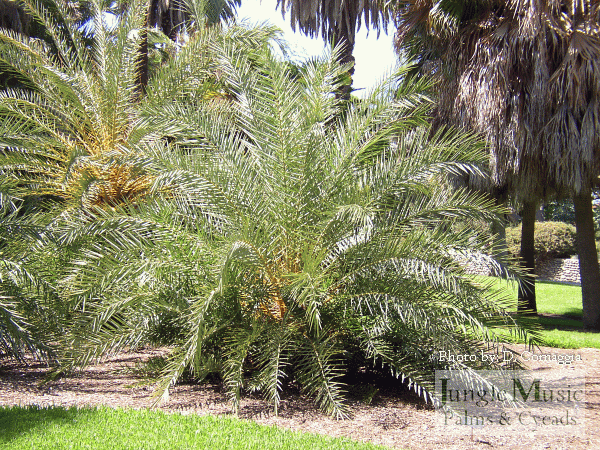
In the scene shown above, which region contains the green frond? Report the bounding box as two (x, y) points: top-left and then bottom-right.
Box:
(296, 330), (349, 419)
(222, 322), (264, 413)
(247, 321), (292, 415)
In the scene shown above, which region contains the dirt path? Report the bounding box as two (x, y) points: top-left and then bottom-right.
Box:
(1, 345), (598, 450)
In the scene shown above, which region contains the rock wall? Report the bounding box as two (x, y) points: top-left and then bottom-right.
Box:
(462, 257), (493, 276)
(461, 256), (581, 284)
(535, 258), (581, 284)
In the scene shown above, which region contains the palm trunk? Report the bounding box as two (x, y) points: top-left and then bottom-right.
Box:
(518, 200), (537, 314)
(333, 22), (355, 100)
(491, 194), (509, 277)
(136, 10), (149, 96)
(573, 189), (600, 331)
(1, 0), (27, 88)
(135, 32), (148, 97)
(491, 218), (508, 277)
(0, 0), (25, 33)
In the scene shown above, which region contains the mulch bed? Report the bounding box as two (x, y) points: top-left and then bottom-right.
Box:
(1, 345), (599, 449)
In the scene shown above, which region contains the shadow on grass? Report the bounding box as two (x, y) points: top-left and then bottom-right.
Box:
(554, 308), (582, 320)
(516, 312), (600, 334)
(0, 405), (97, 445)
(535, 314), (584, 331)
(508, 312), (585, 332)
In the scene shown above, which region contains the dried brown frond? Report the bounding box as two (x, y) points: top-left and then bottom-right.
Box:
(82, 162), (155, 209)
(395, 0), (600, 201)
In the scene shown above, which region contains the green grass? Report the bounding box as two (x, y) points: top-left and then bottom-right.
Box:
(486, 277), (583, 316)
(485, 277), (600, 349)
(530, 280), (583, 317)
(0, 406), (389, 450)
(533, 328), (600, 348)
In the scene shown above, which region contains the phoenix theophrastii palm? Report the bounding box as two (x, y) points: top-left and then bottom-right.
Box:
(52, 34), (531, 417)
(0, 0), (155, 210)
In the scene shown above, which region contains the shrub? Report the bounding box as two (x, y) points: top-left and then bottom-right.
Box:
(543, 197), (600, 231)
(506, 221), (577, 260)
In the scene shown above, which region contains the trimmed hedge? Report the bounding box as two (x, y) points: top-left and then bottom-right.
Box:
(506, 221), (577, 260)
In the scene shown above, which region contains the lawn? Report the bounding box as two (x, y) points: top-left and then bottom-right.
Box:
(0, 406), (388, 450)
(486, 276), (600, 349)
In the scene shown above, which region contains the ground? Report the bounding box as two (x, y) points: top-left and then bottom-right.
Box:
(1, 345), (598, 450)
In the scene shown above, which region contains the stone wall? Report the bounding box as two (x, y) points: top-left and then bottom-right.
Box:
(536, 258), (581, 284)
(462, 258), (492, 276)
(461, 256), (581, 284)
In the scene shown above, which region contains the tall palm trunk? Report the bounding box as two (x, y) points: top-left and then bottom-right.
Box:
(490, 193), (509, 277)
(0, 0), (25, 32)
(333, 22), (355, 100)
(573, 189), (600, 331)
(1, 0), (28, 87)
(491, 218), (508, 276)
(518, 200), (537, 314)
(136, 16), (149, 95)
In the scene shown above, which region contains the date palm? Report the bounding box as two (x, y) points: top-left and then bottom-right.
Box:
(0, 5), (280, 360)
(0, 187), (57, 361)
(395, 0), (600, 327)
(51, 25), (532, 417)
(0, 0), (154, 210)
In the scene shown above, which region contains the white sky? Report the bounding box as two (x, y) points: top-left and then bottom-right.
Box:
(235, 0), (398, 95)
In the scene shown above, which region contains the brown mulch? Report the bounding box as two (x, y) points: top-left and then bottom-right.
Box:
(1, 345), (599, 450)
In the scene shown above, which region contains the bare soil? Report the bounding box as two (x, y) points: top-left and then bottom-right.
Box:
(1, 345), (598, 450)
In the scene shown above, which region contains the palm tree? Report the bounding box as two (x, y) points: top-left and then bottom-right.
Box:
(0, 0), (154, 210)
(50, 26), (531, 417)
(0, 1), (269, 362)
(0, 186), (56, 361)
(395, 0), (600, 328)
(276, 0), (392, 98)
(149, 0), (240, 40)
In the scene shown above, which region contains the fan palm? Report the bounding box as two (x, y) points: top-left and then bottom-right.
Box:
(395, 0), (600, 328)
(276, 0), (392, 98)
(51, 25), (531, 418)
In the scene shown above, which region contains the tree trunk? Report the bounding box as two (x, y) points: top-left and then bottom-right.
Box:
(573, 189), (600, 331)
(136, 22), (149, 96)
(491, 217), (508, 277)
(0, 0), (25, 33)
(518, 200), (537, 314)
(333, 21), (355, 101)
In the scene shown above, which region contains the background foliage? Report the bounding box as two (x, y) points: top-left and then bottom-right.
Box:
(506, 222), (578, 261)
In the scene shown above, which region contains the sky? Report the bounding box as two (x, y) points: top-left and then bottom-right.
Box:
(235, 0), (398, 94)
